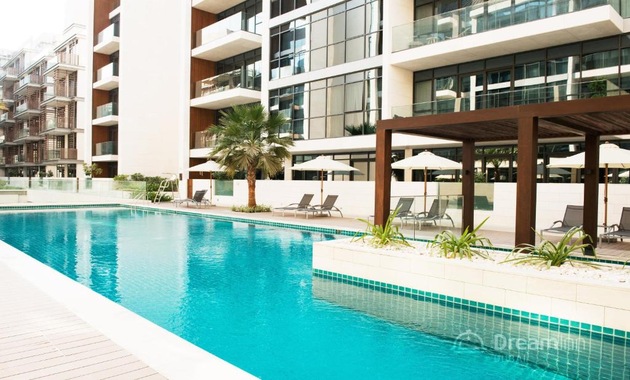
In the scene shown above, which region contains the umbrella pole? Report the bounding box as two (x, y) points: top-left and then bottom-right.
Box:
(604, 164), (608, 227)
(209, 171), (213, 205)
(320, 169), (324, 205)
(423, 168), (427, 213)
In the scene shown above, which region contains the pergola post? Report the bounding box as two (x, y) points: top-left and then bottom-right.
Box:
(583, 134), (600, 253)
(461, 140), (475, 232)
(515, 116), (538, 246)
(374, 127), (392, 226)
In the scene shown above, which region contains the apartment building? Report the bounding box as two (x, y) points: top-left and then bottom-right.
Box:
(0, 26), (87, 178)
(186, 0), (628, 189)
(82, 0), (630, 188)
(89, 0), (187, 178)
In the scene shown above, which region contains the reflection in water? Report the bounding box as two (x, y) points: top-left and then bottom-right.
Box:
(312, 276), (629, 380)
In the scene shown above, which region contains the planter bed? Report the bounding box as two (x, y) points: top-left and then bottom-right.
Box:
(312, 239), (630, 338)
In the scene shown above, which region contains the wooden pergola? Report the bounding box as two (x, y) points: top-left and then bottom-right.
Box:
(375, 96), (630, 249)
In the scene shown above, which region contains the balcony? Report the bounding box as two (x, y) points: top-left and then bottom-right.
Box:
(190, 130), (215, 158)
(391, 78), (627, 117)
(12, 153), (40, 165)
(14, 74), (43, 96)
(44, 53), (82, 75)
(192, 12), (262, 62)
(0, 131), (15, 146)
(41, 87), (75, 107)
(0, 112), (15, 127)
(0, 67), (19, 82)
(191, 69), (262, 110)
(41, 117), (74, 136)
(44, 148), (78, 161)
(93, 62), (119, 91)
(94, 23), (120, 55)
(391, 0), (623, 71)
(14, 127), (43, 143)
(2, 86), (15, 103)
(92, 102), (118, 126)
(14, 101), (41, 119)
(192, 0), (242, 14)
(93, 141), (118, 162)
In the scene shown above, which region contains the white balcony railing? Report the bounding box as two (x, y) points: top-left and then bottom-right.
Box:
(393, 0), (616, 52)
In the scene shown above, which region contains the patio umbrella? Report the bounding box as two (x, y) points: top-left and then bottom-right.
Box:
(392, 150), (461, 212)
(547, 142), (630, 227)
(290, 155), (359, 204)
(189, 160), (225, 205)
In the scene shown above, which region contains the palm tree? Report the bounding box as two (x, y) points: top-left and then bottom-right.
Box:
(209, 104), (294, 208)
(0, 101), (8, 113)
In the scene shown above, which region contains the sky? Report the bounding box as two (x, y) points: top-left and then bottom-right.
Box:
(0, 0), (71, 51)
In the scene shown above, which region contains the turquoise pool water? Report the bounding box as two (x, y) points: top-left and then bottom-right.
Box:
(0, 208), (624, 379)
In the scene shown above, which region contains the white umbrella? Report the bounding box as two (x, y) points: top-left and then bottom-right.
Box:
(291, 155), (359, 204)
(548, 142), (630, 227)
(392, 150), (461, 212)
(612, 170), (629, 178)
(189, 160), (225, 205)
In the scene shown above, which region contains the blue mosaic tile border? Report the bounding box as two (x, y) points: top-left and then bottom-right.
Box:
(1, 204), (626, 266)
(0, 203), (122, 211)
(313, 268), (630, 343)
(123, 204), (360, 237)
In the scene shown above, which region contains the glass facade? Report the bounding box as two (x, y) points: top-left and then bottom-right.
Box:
(269, 68), (381, 140)
(218, 0), (263, 34)
(411, 35), (630, 115)
(270, 0), (382, 79)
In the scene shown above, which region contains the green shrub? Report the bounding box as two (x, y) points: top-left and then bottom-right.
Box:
(147, 191), (172, 202)
(503, 227), (597, 268)
(353, 206), (412, 249)
(231, 204), (271, 213)
(427, 217), (492, 260)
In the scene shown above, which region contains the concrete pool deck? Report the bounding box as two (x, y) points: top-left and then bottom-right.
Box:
(1, 202), (629, 379)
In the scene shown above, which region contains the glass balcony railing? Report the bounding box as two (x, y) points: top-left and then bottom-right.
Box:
(95, 141), (118, 155)
(45, 118), (74, 131)
(96, 22), (120, 45)
(392, 79), (626, 117)
(195, 68), (261, 97)
(15, 101), (39, 114)
(17, 74), (42, 87)
(45, 148), (77, 161)
(393, 0), (618, 52)
(47, 53), (80, 68)
(96, 62), (119, 81)
(194, 130), (215, 149)
(0, 67), (19, 79)
(16, 128), (37, 139)
(95, 102), (118, 118)
(0, 113), (13, 122)
(196, 11), (259, 47)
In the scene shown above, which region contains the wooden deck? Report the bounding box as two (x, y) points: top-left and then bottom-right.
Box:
(0, 264), (166, 380)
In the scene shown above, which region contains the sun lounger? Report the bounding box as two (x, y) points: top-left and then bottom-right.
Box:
(540, 205), (583, 237)
(173, 189), (210, 208)
(601, 207), (630, 242)
(298, 195), (342, 219)
(407, 199), (454, 227)
(272, 194), (314, 216)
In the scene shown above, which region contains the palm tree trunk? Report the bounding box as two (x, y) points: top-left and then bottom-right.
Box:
(247, 165), (257, 207)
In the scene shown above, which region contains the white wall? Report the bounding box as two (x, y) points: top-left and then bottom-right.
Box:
(191, 179), (629, 233)
(118, 0), (188, 177)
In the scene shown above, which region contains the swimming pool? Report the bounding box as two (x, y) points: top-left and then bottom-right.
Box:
(0, 207), (623, 379)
